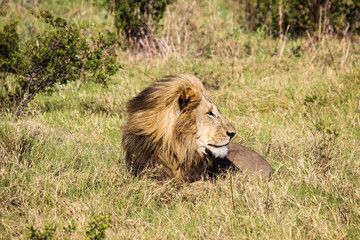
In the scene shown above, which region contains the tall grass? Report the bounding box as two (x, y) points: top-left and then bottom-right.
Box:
(1, 0), (360, 239)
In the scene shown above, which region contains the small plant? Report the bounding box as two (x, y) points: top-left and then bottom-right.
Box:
(85, 215), (111, 240)
(303, 94), (339, 173)
(62, 220), (77, 238)
(289, 42), (302, 57)
(0, 10), (120, 117)
(244, 39), (251, 55)
(27, 224), (56, 240)
(26, 217), (110, 239)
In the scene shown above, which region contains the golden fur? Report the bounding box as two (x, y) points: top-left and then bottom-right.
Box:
(122, 74), (236, 182)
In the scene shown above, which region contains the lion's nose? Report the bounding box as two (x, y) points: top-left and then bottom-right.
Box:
(226, 131), (235, 139)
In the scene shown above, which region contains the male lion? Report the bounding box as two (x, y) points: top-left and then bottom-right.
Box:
(122, 74), (273, 182)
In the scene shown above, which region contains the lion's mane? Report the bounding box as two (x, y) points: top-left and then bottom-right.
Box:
(122, 74), (212, 182)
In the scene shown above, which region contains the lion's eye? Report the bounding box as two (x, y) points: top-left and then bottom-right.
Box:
(207, 111), (215, 117)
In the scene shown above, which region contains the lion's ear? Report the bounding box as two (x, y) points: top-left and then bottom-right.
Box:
(178, 87), (201, 112)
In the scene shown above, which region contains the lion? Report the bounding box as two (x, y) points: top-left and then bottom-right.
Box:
(122, 74), (273, 182)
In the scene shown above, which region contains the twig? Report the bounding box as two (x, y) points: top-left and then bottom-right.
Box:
(16, 86), (40, 117)
(306, 30), (314, 47)
(88, 0), (93, 29)
(135, 68), (155, 81)
(229, 174), (236, 215)
(0, 72), (7, 100)
(324, 34), (338, 75)
(279, 25), (289, 57)
(111, 0), (115, 32)
(278, 0), (283, 39)
(314, 103), (319, 160)
(318, 5), (322, 41)
(126, 219), (154, 226)
(264, 183), (271, 211)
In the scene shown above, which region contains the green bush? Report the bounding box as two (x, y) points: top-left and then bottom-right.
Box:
(115, 0), (172, 40)
(239, 0), (360, 36)
(303, 94), (339, 174)
(25, 217), (109, 239)
(85, 216), (111, 240)
(27, 224), (56, 240)
(0, 10), (120, 117)
(99, 0), (173, 44)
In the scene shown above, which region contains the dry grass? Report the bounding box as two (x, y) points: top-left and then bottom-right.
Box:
(1, 0), (360, 239)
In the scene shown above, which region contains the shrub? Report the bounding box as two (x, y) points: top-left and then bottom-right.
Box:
(0, 10), (120, 117)
(85, 216), (111, 240)
(115, 0), (173, 40)
(303, 94), (339, 173)
(25, 216), (110, 239)
(99, 0), (173, 45)
(239, 0), (360, 37)
(27, 224), (56, 240)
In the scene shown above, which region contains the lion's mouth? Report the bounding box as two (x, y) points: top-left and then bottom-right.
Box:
(205, 143), (229, 159)
(208, 143), (229, 148)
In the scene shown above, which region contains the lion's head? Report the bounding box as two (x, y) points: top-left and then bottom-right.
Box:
(122, 74), (235, 182)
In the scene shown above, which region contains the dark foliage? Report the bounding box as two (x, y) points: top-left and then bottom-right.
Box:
(0, 10), (120, 117)
(85, 216), (111, 240)
(303, 94), (339, 174)
(239, 0), (360, 37)
(100, 0), (173, 46)
(115, 0), (172, 41)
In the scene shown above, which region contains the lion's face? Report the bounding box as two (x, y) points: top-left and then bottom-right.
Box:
(194, 94), (236, 159)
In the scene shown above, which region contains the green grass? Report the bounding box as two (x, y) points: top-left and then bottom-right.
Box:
(1, 0), (360, 239)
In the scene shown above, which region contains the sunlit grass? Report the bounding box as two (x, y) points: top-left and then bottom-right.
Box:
(1, 0), (360, 239)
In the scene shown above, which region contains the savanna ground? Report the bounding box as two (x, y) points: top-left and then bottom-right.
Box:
(1, 0), (360, 239)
